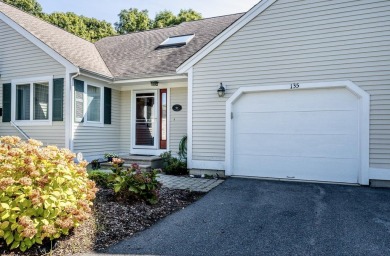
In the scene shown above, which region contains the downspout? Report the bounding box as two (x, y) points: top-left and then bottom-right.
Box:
(69, 71), (80, 152)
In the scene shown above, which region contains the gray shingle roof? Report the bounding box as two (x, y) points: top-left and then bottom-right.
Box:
(0, 1), (112, 77)
(95, 13), (243, 80)
(0, 1), (242, 80)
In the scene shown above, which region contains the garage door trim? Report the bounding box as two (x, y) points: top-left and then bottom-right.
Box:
(225, 80), (370, 185)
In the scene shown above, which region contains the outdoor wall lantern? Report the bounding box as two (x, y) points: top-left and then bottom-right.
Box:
(217, 82), (226, 97)
(151, 81), (159, 86)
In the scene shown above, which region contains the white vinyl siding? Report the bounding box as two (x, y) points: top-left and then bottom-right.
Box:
(0, 20), (66, 147)
(120, 90), (131, 154)
(170, 87), (187, 154)
(0, 20), (64, 83)
(192, 0), (390, 169)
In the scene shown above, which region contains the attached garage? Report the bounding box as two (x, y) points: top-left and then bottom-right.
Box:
(225, 82), (369, 184)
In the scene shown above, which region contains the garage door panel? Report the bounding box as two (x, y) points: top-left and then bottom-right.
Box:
(232, 87), (360, 183)
(234, 133), (359, 159)
(233, 155), (359, 183)
(234, 111), (358, 135)
(235, 88), (358, 112)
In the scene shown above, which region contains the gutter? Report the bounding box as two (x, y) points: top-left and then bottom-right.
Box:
(68, 71), (80, 152)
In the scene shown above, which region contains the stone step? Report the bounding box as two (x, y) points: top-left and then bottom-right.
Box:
(100, 162), (152, 172)
(120, 154), (163, 169)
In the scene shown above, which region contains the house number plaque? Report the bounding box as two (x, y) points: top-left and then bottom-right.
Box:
(172, 104), (182, 112)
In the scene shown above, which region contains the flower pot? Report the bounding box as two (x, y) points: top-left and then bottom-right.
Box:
(91, 162), (100, 170)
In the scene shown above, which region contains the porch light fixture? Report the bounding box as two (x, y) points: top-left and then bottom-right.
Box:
(151, 81), (159, 87)
(217, 82), (226, 97)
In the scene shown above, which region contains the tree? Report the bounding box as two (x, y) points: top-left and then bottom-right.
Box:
(2, 0), (43, 16)
(176, 9), (202, 24)
(80, 17), (117, 42)
(44, 12), (87, 38)
(115, 8), (151, 34)
(153, 10), (176, 28)
(43, 12), (116, 42)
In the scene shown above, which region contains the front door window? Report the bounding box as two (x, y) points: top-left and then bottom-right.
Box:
(135, 92), (156, 147)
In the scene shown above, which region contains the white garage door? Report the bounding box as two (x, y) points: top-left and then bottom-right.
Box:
(232, 87), (360, 183)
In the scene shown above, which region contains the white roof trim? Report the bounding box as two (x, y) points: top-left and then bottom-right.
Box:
(176, 0), (277, 74)
(0, 12), (79, 73)
(112, 75), (187, 84)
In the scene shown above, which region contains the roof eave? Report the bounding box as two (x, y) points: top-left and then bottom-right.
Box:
(79, 68), (114, 82)
(112, 74), (188, 84)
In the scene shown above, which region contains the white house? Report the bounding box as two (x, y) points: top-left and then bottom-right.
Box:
(1, 0), (389, 186)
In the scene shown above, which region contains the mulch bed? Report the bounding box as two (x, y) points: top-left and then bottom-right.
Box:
(0, 187), (205, 256)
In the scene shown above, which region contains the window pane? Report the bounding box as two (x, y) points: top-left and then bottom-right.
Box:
(87, 85), (101, 122)
(135, 94), (155, 146)
(161, 92), (167, 141)
(16, 84), (30, 120)
(33, 82), (49, 120)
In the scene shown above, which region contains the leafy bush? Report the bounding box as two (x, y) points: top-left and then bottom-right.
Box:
(88, 171), (110, 188)
(178, 135), (187, 161)
(108, 163), (160, 204)
(160, 151), (188, 175)
(0, 136), (97, 252)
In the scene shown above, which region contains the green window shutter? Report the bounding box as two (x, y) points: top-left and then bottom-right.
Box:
(2, 83), (11, 122)
(74, 79), (84, 123)
(52, 78), (64, 121)
(104, 87), (111, 124)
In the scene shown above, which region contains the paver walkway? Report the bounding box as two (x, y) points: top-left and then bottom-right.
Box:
(157, 174), (224, 192)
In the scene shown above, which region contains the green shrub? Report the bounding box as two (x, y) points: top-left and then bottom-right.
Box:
(178, 135), (187, 161)
(160, 151), (188, 175)
(108, 163), (160, 204)
(88, 171), (110, 188)
(0, 136), (97, 252)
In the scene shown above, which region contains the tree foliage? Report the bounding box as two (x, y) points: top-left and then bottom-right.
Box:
(115, 8), (151, 34)
(4, 0), (203, 39)
(2, 0), (43, 16)
(43, 12), (116, 42)
(153, 10), (177, 28)
(152, 9), (202, 29)
(176, 9), (203, 24)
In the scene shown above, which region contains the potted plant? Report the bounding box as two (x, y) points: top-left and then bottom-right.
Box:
(104, 152), (119, 162)
(91, 159), (100, 170)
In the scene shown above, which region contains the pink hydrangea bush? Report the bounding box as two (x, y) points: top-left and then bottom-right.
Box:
(0, 136), (97, 252)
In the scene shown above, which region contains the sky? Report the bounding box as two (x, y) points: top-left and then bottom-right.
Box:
(37, 0), (260, 25)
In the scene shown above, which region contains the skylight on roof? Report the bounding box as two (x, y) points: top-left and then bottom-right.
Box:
(160, 34), (195, 47)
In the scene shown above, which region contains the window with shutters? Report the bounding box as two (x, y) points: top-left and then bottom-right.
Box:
(11, 77), (53, 126)
(74, 79), (106, 127)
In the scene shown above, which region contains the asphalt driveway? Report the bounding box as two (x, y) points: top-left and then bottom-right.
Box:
(106, 178), (390, 256)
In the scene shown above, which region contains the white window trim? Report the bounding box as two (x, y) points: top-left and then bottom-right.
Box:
(129, 88), (171, 154)
(82, 82), (104, 127)
(11, 76), (53, 126)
